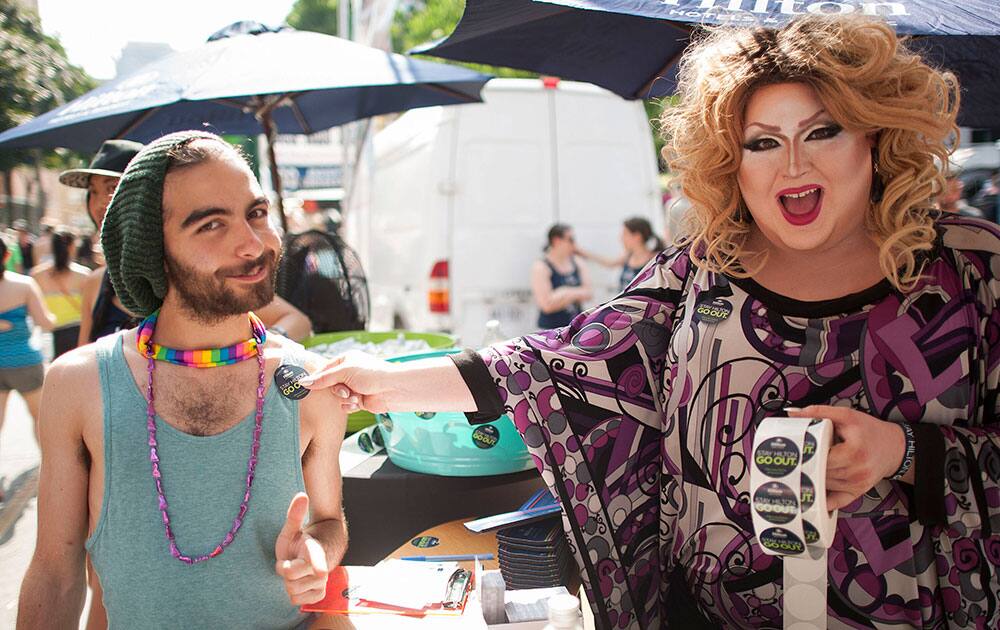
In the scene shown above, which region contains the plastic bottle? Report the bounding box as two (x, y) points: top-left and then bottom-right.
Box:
(543, 593), (583, 630)
(482, 318), (505, 346)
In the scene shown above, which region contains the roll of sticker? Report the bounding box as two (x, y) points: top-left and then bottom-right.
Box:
(798, 419), (837, 547)
(751, 418), (809, 556)
(750, 417), (838, 630)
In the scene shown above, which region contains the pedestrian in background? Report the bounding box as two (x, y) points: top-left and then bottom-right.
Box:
(32, 224), (54, 268)
(532, 223), (592, 328)
(578, 216), (664, 291)
(58, 139), (146, 346)
(30, 230), (89, 358)
(937, 171), (984, 218)
(0, 238), (55, 502)
(12, 220), (35, 274)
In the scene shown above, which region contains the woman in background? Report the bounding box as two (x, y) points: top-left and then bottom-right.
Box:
(0, 238), (55, 501)
(31, 230), (88, 357)
(578, 216), (664, 291)
(532, 223), (592, 328)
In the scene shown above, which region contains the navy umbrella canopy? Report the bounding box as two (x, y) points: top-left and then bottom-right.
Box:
(418, 0), (1000, 128)
(0, 22), (490, 151)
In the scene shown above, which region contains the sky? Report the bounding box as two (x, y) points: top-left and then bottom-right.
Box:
(37, 0), (298, 80)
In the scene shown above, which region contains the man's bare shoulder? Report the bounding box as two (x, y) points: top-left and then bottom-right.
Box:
(45, 343), (103, 406)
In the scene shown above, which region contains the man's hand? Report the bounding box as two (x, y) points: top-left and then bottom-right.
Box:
(786, 406), (907, 510)
(275, 493), (330, 606)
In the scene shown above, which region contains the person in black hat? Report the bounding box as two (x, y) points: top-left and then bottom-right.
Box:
(60, 139), (146, 346)
(60, 139), (145, 229)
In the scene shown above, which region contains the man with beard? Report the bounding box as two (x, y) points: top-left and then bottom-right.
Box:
(17, 132), (347, 629)
(60, 139), (312, 347)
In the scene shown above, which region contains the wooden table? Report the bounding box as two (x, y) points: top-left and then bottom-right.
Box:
(386, 517), (499, 570)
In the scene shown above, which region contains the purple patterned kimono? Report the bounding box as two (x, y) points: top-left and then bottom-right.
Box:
(467, 215), (1000, 629)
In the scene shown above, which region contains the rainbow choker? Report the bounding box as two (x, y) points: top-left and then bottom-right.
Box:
(136, 310), (267, 368)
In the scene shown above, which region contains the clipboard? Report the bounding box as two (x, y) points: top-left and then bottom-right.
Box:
(302, 561), (477, 617)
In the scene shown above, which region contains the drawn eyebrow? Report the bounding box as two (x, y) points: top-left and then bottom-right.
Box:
(745, 109), (829, 135)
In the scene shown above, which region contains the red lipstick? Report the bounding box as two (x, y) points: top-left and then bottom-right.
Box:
(776, 185), (823, 226)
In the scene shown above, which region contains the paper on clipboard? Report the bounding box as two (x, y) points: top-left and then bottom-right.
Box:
(353, 560), (459, 610)
(302, 561), (475, 617)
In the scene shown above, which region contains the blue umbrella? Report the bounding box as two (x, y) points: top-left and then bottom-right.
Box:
(0, 22), (489, 151)
(417, 0), (1000, 127)
(0, 22), (490, 228)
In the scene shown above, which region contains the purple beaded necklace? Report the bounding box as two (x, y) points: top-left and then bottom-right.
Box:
(143, 316), (266, 564)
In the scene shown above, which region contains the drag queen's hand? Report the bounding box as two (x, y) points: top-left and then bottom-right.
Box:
(300, 351), (398, 414)
(786, 405), (908, 510)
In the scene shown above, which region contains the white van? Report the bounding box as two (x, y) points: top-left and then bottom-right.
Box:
(350, 78), (662, 346)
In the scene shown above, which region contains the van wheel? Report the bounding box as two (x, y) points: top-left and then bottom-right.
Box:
(392, 313), (406, 330)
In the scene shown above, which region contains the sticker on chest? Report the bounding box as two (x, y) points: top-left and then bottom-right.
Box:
(694, 297), (733, 324)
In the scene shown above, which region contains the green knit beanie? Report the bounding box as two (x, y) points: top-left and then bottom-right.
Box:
(101, 130), (222, 317)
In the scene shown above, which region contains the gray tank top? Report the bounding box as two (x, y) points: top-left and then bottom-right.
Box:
(86, 332), (314, 629)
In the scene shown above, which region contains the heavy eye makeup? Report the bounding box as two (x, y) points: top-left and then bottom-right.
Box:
(742, 123), (844, 152)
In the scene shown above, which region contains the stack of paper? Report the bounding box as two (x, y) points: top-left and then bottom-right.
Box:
(497, 519), (575, 590)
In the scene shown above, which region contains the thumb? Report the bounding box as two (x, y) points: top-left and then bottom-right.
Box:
(304, 536), (329, 574)
(275, 492), (309, 561)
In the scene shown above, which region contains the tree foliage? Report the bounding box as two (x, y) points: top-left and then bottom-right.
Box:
(390, 0), (462, 53)
(286, 0), (341, 37)
(285, 0), (533, 78)
(391, 0), (534, 78)
(0, 4), (95, 172)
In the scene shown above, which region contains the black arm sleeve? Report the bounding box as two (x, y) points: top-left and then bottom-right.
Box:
(911, 423), (946, 527)
(448, 348), (505, 425)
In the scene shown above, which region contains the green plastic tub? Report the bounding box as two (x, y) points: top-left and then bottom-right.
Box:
(303, 330), (457, 433)
(378, 349), (533, 477)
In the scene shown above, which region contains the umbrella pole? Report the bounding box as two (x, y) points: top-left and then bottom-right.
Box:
(260, 111), (289, 233)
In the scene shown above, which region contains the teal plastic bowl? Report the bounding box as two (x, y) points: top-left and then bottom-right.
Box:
(380, 349), (534, 477)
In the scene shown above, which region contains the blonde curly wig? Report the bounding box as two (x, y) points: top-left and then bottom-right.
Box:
(660, 14), (960, 290)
